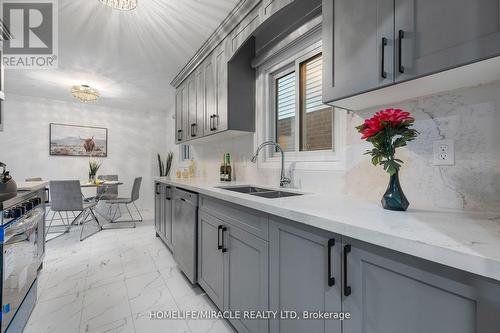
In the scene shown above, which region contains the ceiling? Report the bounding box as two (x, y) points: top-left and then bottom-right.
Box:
(5, 0), (239, 112)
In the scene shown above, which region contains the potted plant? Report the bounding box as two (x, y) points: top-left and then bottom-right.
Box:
(88, 158), (102, 183)
(356, 108), (419, 211)
(158, 152), (174, 177)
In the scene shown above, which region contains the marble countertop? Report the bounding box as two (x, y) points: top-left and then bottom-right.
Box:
(155, 177), (500, 282)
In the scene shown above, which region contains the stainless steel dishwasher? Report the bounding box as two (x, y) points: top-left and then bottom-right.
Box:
(172, 188), (198, 284)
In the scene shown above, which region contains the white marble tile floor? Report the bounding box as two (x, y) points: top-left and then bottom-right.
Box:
(24, 219), (236, 333)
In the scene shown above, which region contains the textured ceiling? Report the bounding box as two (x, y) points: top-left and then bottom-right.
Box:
(5, 0), (239, 112)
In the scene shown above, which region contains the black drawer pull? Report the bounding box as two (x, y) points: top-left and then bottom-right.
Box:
(191, 123), (197, 137)
(328, 238), (335, 286)
(398, 30), (405, 74)
(217, 225), (223, 250)
(221, 226), (228, 253)
(343, 244), (351, 296)
(177, 129), (183, 141)
(381, 37), (388, 79)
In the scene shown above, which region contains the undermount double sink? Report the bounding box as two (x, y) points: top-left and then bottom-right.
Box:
(218, 186), (303, 199)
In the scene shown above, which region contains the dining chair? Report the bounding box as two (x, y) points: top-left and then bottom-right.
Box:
(48, 180), (102, 241)
(103, 177), (143, 223)
(96, 175), (119, 200)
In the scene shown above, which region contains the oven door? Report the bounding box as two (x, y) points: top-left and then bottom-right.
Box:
(1, 208), (43, 333)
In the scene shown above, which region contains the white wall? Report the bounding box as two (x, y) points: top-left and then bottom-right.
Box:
(0, 93), (171, 214)
(167, 81), (500, 213)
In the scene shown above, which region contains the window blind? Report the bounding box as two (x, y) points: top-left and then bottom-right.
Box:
(304, 55), (324, 113)
(276, 72), (296, 120)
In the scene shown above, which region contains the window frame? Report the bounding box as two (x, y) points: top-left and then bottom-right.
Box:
(256, 36), (346, 171)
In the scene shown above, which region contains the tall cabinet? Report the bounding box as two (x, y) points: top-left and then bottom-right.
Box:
(323, 0), (500, 109)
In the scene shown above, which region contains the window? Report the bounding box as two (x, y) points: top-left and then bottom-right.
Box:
(275, 71), (296, 152)
(273, 53), (334, 153)
(179, 144), (193, 161)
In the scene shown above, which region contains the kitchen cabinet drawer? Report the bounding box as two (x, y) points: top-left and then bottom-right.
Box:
(269, 217), (342, 333)
(199, 195), (268, 240)
(342, 237), (500, 333)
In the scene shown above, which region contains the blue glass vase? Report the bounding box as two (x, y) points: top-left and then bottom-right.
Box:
(381, 171), (409, 211)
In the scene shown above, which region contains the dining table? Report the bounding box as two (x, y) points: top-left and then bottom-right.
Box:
(78, 180), (135, 234)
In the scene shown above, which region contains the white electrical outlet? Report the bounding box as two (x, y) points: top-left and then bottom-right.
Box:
(433, 140), (455, 166)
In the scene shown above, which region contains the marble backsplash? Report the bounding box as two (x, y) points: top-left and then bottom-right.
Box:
(169, 81), (500, 213)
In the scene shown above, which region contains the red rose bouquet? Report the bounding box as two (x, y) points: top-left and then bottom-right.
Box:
(356, 108), (418, 176)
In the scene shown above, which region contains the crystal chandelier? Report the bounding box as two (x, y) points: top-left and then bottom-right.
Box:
(98, 0), (137, 11)
(71, 85), (100, 103)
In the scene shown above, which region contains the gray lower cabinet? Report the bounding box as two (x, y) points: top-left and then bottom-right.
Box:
(269, 218), (341, 333)
(198, 204), (269, 333)
(154, 183), (173, 250)
(162, 186), (173, 249)
(342, 237), (500, 333)
(154, 183), (162, 235)
(198, 211), (225, 309)
(223, 223), (269, 333)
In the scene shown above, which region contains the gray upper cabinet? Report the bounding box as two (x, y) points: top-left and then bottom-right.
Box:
(212, 42), (229, 134)
(198, 211), (225, 309)
(342, 237), (500, 333)
(395, 0), (500, 82)
(187, 75), (197, 140)
(262, 0), (295, 20)
(175, 88), (184, 143)
(194, 68), (204, 139)
(224, 223), (269, 333)
(323, 0), (500, 109)
(203, 56), (216, 137)
(322, 0), (394, 103)
(269, 218), (342, 333)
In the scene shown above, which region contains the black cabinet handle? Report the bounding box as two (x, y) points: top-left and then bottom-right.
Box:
(217, 225), (223, 250)
(398, 30), (405, 74)
(180, 198), (186, 202)
(210, 114), (218, 131)
(328, 238), (335, 287)
(381, 37), (388, 79)
(221, 226), (228, 253)
(177, 129), (183, 141)
(191, 123), (197, 137)
(166, 197), (171, 201)
(343, 244), (352, 296)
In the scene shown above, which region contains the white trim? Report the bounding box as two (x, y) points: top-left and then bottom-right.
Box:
(254, 20), (347, 171)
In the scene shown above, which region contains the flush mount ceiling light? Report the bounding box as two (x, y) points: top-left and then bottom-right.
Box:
(98, 0), (137, 11)
(71, 85), (100, 103)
